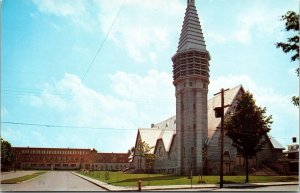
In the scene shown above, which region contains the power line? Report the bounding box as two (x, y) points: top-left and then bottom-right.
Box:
(0, 121), (292, 141)
(81, 0), (127, 81)
(1, 121), (134, 131)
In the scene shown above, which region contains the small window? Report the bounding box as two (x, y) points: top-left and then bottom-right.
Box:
(189, 82), (192, 87)
(203, 83), (206, 89)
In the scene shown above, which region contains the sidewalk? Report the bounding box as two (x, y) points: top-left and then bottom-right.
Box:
(72, 172), (299, 191)
(0, 171), (40, 181)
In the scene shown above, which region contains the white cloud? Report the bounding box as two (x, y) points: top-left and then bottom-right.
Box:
(31, 0), (96, 31)
(32, 0), (85, 17)
(28, 71), (175, 129)
(31, 0), (184, 63)
(95, 0), (184, 63)
(207, 3), (285, 45)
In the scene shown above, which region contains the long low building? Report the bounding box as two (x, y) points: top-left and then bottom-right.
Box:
(13, 147), (130, 171)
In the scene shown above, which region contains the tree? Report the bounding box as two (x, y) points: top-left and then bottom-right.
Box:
(135, 141), (155, 171)
(135, 140), (155, 185)
(276, 11), (299, 106)
(127, 146), (135, 156)
(1, 138), (14, 171)
(224, 91), (272, 183)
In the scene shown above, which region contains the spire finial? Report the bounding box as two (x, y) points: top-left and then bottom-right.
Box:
(187, 0), (195, 6)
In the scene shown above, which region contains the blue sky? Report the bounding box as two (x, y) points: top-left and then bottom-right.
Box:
(2, 0), (298, 153)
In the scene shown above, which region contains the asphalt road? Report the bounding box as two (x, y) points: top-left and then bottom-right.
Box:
(1, 171), (106, 191)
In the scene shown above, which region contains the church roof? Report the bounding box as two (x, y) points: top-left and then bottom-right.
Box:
(269, 136), (285, 149)
(138, 129), (161, 152)
(138, 116), (176, 153)
(207, 85), (244, 139)
(177, 0), (207, 53)
(136, 85), (284, 153)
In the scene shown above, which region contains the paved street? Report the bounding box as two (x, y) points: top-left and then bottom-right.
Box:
(1, 171), (106, 191)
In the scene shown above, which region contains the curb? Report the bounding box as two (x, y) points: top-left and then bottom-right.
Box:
(71, 172), (112, 191)
(19, 172), (46, 184)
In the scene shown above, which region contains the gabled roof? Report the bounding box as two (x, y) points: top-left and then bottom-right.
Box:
(136, 84), (285, 154)
(153, 116), (176, 131)
(138, 116), (176, 153)
(268, 136), (285, 150)
(207, 85), (244, 139)
(138, 129), (163, 153)
(177, 0), (207, 53)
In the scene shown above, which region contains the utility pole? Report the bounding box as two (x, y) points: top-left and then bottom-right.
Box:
(214, 88), (230, 189)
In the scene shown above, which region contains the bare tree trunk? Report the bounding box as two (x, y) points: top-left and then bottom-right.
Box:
(245, 156), (249, 183)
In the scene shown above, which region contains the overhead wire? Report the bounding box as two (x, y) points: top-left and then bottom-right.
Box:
(1, 121), (134, 131)
(0, 121), (293, 142)
(80, 0), (127, 81)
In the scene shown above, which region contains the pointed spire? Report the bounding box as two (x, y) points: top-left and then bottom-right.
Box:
(177, 0), (207, 53)
(187, 0), (195, 6)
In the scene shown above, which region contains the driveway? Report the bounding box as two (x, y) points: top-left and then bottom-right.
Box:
(1, 171), (106, 191)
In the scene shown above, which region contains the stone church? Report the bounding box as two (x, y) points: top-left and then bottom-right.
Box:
(132, 0), (284, 175)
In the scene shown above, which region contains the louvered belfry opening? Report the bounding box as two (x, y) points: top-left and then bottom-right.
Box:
(172, 50), (210, 85)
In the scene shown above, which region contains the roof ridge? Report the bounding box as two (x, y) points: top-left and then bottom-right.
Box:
(208, 84), (243, 102)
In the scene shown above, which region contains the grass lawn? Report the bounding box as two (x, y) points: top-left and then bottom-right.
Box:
(77, 171), (298, 186)
(1, 171), (46, 184)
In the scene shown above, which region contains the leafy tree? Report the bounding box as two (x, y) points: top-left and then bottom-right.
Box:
(1, 138), (14, 171)
(224, 91), (272, 183)
(135, 141), (155, 171)
(134, 140), (155, 185)
(276, 11), (299, 106)
(127, 146), (135, 156)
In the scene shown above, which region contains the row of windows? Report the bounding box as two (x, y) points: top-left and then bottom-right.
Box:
(20, 156), (82, 161)
(20, 149), (89, 155)
(26, 163), (129, 169)
(29, 163), (77, 167)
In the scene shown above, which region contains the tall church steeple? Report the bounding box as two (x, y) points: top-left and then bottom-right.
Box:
(172, 0), (210, 175)
(177, 0), (207, 53)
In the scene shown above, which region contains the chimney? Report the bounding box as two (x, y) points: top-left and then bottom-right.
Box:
(292, 137), (297, 143)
